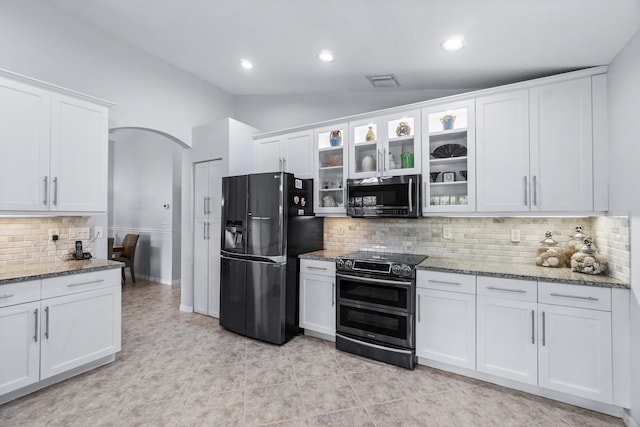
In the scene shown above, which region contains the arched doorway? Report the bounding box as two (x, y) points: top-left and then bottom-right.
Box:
(108, 127), (186, 285)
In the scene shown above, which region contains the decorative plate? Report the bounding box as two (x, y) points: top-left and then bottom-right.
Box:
(431, 143), (467, 158)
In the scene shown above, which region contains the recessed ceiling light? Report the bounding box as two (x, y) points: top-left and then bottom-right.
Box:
(317, 50), (334, 62)
(240, 59), (253, 69)
(441, 36), (466, 52)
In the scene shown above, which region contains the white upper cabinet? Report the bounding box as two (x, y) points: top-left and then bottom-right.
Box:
(254, 130), (314, 179)
(0, 71), (110, 213)
(348, 110), (421, 179)
(0, 76), (52, 211)
(314, 123), (348, 215)
(421, 99), (476, 213)
(477, 76), (596, 213)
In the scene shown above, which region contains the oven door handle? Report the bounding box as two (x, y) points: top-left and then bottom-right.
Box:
(336, 273), (412, 287)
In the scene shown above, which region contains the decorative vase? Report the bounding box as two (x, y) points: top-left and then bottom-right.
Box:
(396, 122), (411, 137)
(361, 155), (375, 172)
(365, 126), (376, 142)
(400, 152), (414, 168)
(440, 114), (456, 130)
(329, 130), (342, 146)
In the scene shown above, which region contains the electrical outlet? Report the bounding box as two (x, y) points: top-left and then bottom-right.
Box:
(49, 229), (59, 240)
(69, 228), (77, 239)
(443, 227), (452, 239)
(338, 225), (344, 235)
(93, 226), (103, 238)
(511, 229), (521, 242)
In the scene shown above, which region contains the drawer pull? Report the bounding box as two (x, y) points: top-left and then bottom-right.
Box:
(67, 279), (104, 288)
(0, 294), (15, 299)
(428, 279), (461, 286)
(418, 294), (421, 323)
(549, 292), (598, 301)
(332, 282), (335, 307)
(531, 309), (535, 345)
(542, 311), (546, 346)
(45, 306), (50, 339)
(307, 266), (328, 271)
(487, 286), (526, 294)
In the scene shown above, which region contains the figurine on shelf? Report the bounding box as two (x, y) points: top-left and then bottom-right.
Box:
(396, 121), (411, 137)
(440, 114), (456, 130)
(365, 126), (376, 142)
(329, 130), (342, 146)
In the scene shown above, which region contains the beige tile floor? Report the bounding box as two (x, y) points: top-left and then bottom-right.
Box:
(0, 279), (626, 426)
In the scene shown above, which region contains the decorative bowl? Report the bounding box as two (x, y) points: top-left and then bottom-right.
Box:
(323, 155), (342, 167)
(431, 143), (467, 158)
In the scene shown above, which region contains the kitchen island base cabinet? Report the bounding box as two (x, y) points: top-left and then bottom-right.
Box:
(299, 259), (336, 339)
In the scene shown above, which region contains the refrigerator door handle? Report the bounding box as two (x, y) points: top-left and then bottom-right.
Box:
(221, 252), (286, 265)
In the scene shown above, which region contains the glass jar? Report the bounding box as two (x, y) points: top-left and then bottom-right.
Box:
(570, 237), (608, 275)
(535, 231), (565, 268)
(564, 225), (587, 267)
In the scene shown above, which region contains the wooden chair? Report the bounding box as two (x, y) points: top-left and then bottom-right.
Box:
(107, 237), (114, 260)
(113, 234), (139, 284)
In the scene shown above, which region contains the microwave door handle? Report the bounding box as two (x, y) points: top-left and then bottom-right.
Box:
(408, 178), (413, 212)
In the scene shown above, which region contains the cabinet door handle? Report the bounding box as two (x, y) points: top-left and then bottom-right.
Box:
(307, 266), (327, 271)
(0, 294), (14, 299)
(45, 306), (50, 339)
(417, 293), (421, 323)
(523, 176), (528, 206)
(332, 282), (336, 306)
(34, 308), (39, 342)
(207, 222), (211, 240)
(549, 292), (598, 301)
(542, 311), (546, 346)
(43, 176), (48, 206)
(486, 286), (527, 294)
(53, 177), (58, 206)
(377, 149), (381, 174)
(427, 279), (461, 287)
(283, 157), (286, 171)
(408, 177), (413, 213)
(67, 279), (104, 288)
(531, 309), (535, 345)
(383, 148), (388, 173)
(532, 175), (537, 206)
(423, 182), (427, 208)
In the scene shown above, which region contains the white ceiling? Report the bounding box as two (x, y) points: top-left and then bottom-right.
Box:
(43, 0), (640, 96)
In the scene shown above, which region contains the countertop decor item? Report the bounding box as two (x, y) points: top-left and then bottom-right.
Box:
(564, 225), (587, 267)
(365, 126), (376, 142)
(401, 152), (414, 168)
(330, 130), (342, 146)
(535, 231), (565, 268)
(432, 143), (467, 158)
(440, 114), (456, 130)
(361, 155), (376, 172)
(395, 121), (411, 137)
(323, 154), (342, 167)
(571, 237), (608, 275)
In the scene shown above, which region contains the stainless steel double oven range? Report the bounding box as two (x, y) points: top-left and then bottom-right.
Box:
(335, 251), (428, 369)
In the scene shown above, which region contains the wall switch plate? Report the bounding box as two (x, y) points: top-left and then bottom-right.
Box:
(443, 227), (452, 239)
(77, 227), (90, 240)
(49, 229), (59, 240)
(511, 229), (521, 242)
(93, 226), (103, 238)
(338, 225), (344, 235)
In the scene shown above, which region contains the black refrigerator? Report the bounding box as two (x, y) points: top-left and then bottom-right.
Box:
(219, 172), (323, 345)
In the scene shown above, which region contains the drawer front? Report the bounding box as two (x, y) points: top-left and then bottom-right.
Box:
(300, 259), (336, 278)
(0, 280), (41, 308)
(538, 281), (611, 311)
(417, 270), (476, 294)
(477, 276), (537, 302)
(42, 269), (120, 299)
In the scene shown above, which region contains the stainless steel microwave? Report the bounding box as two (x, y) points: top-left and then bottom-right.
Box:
(346, 175), (421, 218)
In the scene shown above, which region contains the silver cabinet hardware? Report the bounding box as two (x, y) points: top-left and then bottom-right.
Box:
(307, 266), (327, 271)
(383, 148), (388, 173)
(0, 294), (14, 299)
(531, 309), (535, 344)
(45, 306), (50, 339)
(207, 222), (211, 240)
(542, 311), (546, 346)
(377, 149), (381, 174)
(53, 177), (58, 206)
(532, 175), (537, 206)
(332, 282), (335, 307)
(417, 294), (421, 322)
(523, 176), (528, 206)
(67, 279), (104, 288)
(486, 286), (526, 294)
(427, 279), (461, 286)
(283, 157), (286, 171)
(34, 308), (38, 342)
(408, 177), (413, 212)
(43, 176), (48, 206)
(549, 292), (598, 301)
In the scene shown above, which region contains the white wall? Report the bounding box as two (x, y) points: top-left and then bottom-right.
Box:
(235, 89), (469, 132)
(607, 28), (640, 423)
(0, 0), (234, 146)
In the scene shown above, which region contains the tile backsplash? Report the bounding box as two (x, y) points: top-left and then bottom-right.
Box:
(0, 217), (94, 271)
(324, 216), (630, 282)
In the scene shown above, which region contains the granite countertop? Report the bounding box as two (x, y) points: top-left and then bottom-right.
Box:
(0, 259), (124, 286)
(299, 250), (347, 262)
(418, 257), (629, 289)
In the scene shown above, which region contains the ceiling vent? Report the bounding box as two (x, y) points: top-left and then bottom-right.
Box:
(366, 74), (399, 88)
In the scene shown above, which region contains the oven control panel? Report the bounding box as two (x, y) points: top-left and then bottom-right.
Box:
(336, 258), (414, 278)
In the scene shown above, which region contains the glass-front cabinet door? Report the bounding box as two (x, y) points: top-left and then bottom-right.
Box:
(421, 100), (475, 213)
(348, 110), (420, 179)
(314, 123), (348, 215)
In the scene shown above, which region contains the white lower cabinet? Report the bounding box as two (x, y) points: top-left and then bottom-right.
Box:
(299, 259), (336, 338)
(0, 269), (121, 400)
(416, 271), (476, 369)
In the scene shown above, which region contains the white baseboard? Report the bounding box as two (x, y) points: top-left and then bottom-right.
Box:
(179, 304), (193, 312)
(624, 409), (640, 427)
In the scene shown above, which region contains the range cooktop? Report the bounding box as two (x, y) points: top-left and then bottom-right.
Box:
(338, 251), (428, 267)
